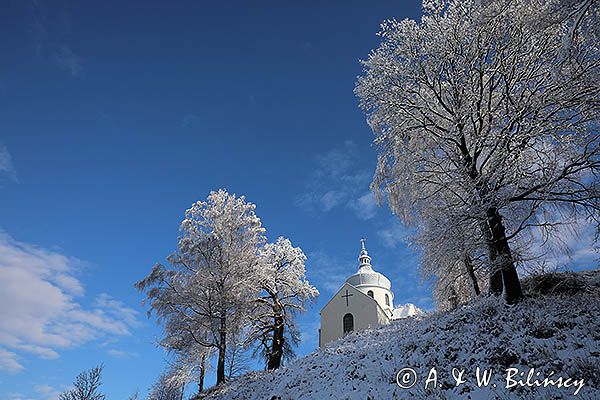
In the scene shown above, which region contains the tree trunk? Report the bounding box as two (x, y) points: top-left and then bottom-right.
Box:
(463, 254), (481, 296)
(484, 207), (523, 304)
(489, 269), (503, 296)
(267, 304), (285, 370)
(481, 218), (503, 295)
(458, 136), (522, 302)
(458, 137), (506, 298)
(448, 285), (459, 310)
(217, 315), (227, 385)
(198, 352), (206, 393)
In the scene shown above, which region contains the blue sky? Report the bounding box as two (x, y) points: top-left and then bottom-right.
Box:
(0, 1), (427, 397)
(2, 0), (594, 398)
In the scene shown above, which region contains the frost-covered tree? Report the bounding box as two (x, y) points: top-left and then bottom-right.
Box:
(58, 364), (105, 400)
(248, 237), (318, 370)
(414, 195), (485, 306)
(356, 0), (600, 304)
(225, 331), (251, 378)
(136, 189), (265, 385)
(164, 345), (212, 395)
(147, 371), (184, 400)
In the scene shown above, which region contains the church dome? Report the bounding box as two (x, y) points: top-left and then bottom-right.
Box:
(345, 269), (391, 289)
(345, 239), (391, 290)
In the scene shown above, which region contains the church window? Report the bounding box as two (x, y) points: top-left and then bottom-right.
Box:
(367, 290), (374, 298)
(343, 313), (354, 334)
(385, 294), (390, 306)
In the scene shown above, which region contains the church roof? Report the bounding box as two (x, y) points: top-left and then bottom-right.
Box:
(345, 239), (391, 290)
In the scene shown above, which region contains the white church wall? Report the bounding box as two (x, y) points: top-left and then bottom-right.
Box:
(318, 240), (403, 347)
(354, 285), (394, 316)
(376, 304), (390, 325)
(320, 283), (382, 347)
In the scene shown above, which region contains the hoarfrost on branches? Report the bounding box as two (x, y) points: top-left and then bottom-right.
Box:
(136, 189), (265, 386)
(356, 0), (600, 305)
(248, 237), (319, 370)
(147, 371), (185, 400)
(136, 190), (318, 391)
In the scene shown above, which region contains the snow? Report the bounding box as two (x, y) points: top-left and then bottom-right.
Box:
(202, 270), (600, 400)
(392, 303), (425, 320)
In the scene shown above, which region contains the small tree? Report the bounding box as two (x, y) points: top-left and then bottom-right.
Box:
(164, 345), (212, 395)
(415, 200), (485, 309)
(148, 371), (184, 400)
(58, 364), (105, 400)
(249, 237), (319, 370)
(225, 330), (251, 378)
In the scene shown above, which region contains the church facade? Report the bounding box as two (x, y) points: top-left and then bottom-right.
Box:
(319, 240), (421, 347)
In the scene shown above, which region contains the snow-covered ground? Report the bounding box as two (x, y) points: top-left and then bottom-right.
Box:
(202, 270), (600, 400)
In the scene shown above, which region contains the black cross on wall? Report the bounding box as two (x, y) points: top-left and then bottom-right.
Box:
(341, 289), (353, 307)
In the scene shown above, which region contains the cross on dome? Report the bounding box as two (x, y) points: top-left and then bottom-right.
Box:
(345, 238), (391, 289)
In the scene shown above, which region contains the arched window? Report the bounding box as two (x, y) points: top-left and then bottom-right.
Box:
(385, 293), (390, 306)
(343, 313), (354, 334)
(367, 290), (374, 298)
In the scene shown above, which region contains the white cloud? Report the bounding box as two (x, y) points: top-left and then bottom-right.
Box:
(524, 216), (598, 272)
(306, 251), (354, 294)
(54, 274), (84, 296)
(319, 190), (347, 211)
(94, 293), (140, 327)
(0, 230), (138, 373)
(34, 385), (54, 395)
(377, 220), (411, 248)
(0, 348), (23, 373)
(106, 348), (138, 359)
(52, 45), (82, 77)
(296, 141), (377, 219)
(557, 219), (598, 268)
(29, 1), (83, 77)
(107, 349), (127, 358)
(181, 113), (201, 129)
(314, 141), (357, 179)
(34, 384), (62, 400)
(0, 143), (17, 183)
(296, 318), (320, 350)
(348, 191), (378, 220)
(5, 394), (35, 400)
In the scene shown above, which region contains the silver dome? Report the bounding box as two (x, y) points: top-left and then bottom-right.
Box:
(346, 267), (391, 290)
(346, 239), (392, 290)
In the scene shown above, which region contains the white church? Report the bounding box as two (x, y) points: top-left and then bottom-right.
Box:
(319, 239), (423, 347)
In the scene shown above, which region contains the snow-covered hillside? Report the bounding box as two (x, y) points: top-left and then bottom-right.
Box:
(203, 270), (600, 399)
